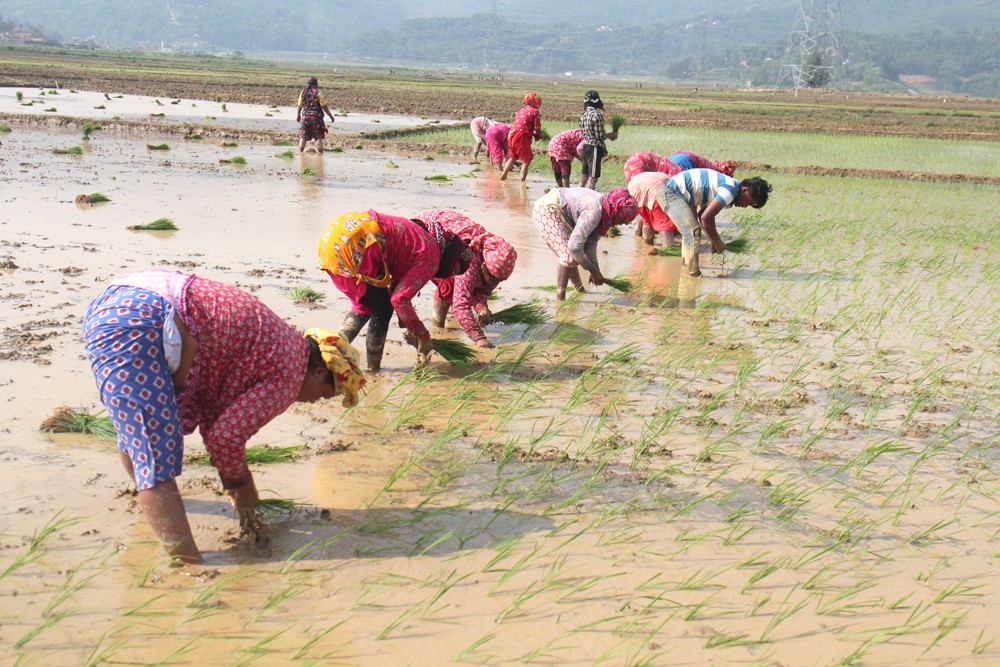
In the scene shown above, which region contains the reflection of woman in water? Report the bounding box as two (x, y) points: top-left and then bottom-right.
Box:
(532, 187), (638, 300)
(318, 211), (470, 371)
(82, 269), (365, 564)
(296, 76), (336, 153)
(417, 209), (518, 349)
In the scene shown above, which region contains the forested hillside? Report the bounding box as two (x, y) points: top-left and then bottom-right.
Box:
(1, 0), (998, 96)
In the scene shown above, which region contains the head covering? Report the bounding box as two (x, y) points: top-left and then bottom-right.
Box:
(584, 90), (604, 110)
(718, 161), (736, 177)
(599, 187), (639, 235)
(524, 92), (542, 109)
(481, 237), (517, 280)
(305, 329), (366, 407)
(307, 76), (318, 87)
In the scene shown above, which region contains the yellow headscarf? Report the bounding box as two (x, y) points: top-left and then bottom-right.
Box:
(304, 328), (366, 407)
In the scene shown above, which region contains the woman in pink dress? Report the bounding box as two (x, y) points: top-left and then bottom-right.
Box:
(416, 209), (518, 348)
(547, 128), (584, 188)
(500, 92), (542, 182)
(485, 122), (512, 170)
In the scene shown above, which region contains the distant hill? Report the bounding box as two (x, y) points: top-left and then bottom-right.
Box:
(1, 0), (998, 95)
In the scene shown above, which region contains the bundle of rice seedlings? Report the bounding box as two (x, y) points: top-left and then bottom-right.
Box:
(655, 246), (682, 257)
(276, 150), (294, 159)
(490, 301), (549, 326)
(103, 92), (110, 100)
(214, 95), (223, 102)
(88, 192), (111, 203)
(326, 146), (344, 153)
(384, 160), (398, 169)
(608, 226), (623, 237)
(603, 275), (634, 293)
(219, 141), (238, 147)
(53, 146), (84, 155)
(725, 236), (751, 253)
(189, 133), (203, 140)
(187, 443), (303, 466)
(93, 105), (105, 110)
(154, 98), (163, 106)
(274, 140), (293, 146)
(81, 122), (101, 138)
(171, 99), (181, 105)
(204, 115), (217, 120)
(149, 112), (165, 118)
(424, 174), (451, 182)
(221, 103), (228, 112)
(0, 123), (11, 133)
(40, 406), (116, 440)
(259, 498), (307, 515)
(219, 156), (246, 165)
(610, 113), (627, 133)
(354, 144), (364, 150)
(538, 127), (552, 142)
(146, 143), (169, 150)
(128, 217), (177, 231)
(44, 107), (57, 112)
(431, 338), (477, 366)
(15, 91), (22, 101)
(288, 286), (325, 303)
(301, 167), (316, 176)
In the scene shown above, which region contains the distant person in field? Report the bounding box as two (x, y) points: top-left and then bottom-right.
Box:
(533, 187), (639, 300)
(485, 122), (512, 170)
(579, 90), (618, 190)
(547, 128), (584, 188)
(470, 116), (495, 160)
(657, 169), (771, 277)
(82, 270), (365, 564)
(296, 76), (336, 153)
(500, 92), (543, 182)
(417, 209), (518, 349)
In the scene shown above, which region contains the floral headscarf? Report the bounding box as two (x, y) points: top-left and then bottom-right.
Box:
(524, 92), (542, 109)
(305, 328), (366, 407)
(481, 237), (517, 280)
(718, 161), (736, 177)
(599, 187), (639, 236)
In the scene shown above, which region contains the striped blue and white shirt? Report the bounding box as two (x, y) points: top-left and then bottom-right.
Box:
(667, 169), (741, 209)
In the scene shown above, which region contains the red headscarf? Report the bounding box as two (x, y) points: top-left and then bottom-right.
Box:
(599, 187), (639, 236)
(524, 92), (542, 109)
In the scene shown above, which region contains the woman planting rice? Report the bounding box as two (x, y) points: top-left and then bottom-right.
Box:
(628, 171), (678, 251)
(532, 187), (639, 300)
(296, 76), (336, 153)
(82, 270), (365, 564)
(547, 128), (584, 188)
(500, 92), (543, 182)
(484, 122), (512, 170)
(623, 150), (735, 184)
(470, 116), (495, 160)
(657, 169), (771, 277)
(416, 209), (518, 349)
(319, 210), (470, 371)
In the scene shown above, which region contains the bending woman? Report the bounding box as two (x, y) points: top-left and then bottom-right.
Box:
(533, 187), (638, 300)
(623, 150), (735, 184)
(82, 270), (366, 564)
(319, 210), (469, 371)
(547, 128), (584, 188)
(485, 122), (512, 171)
(417, 209), (518, 349)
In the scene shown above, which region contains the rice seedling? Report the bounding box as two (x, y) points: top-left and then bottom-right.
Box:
(354, 143), (364, 149)
(490, 301), (549, 326)
(149, 112), (165, 117)
(655, 246), (682, 257)
(187, 444), (302, 465)
(258, 498), (308, 515)
(44, 107), (57, 112)
(214, 95), (223, 102)
(220, 141), (238, 147)
(53, 145), (84, 155)
(288, 286), (325, 303)
(603, 275), (634, 293)
(725, 236), (751, 253)
(39, 406), (115, 439)
(219, 155), (247, 164)
(301, 167), (316, 176)
(0, 123), (11, 133)
(127, 217), (178, 231)
(146, 143), (169, 150)
(15, 91), (22, 100)
(81, 122), (101, 138)
(1, 510), (84, 581)
(274, 140), (293, 146)
(429, 338), (477, 365)
(276, 150), (294, 158)
(154, 98), (163, 105)
(221, 103), (228, 112)
(384, 159), (398, 168)
(610, 113), (627, 133)
(424, 174), (452, 182)
(103, 92), (110, 100)
(326, 145), (345, 152)
(189, 133), (203, 140)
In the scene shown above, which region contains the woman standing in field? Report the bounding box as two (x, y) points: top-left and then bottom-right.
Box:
(470, 116), (495, 160)
(533, 187), (639, 300)
(319, 210), (470, 371)
(657, 169), (771, 276)
(623, 150), (735, 184)
(500, 92), (543, 182)
(417, 209), (518, 349)
(485, 122), (512, 170)
(82, 269), (366, 564)
(296, 76), (336, 153)
(547, 128), (584, 188)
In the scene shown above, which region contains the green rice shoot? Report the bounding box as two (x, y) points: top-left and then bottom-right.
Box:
(490, 301), (550, 326)
(424, 174), (451, 182)
(0, 123), (11, 133)
(146, 143), (169, 150)
(431, 338), (477, 366)
(384, 160), (398, 169)
(220, 141), (238, 147)
(53, 146), (83, 155)
(326, 146), (345, 153)
(655, 246), (682, 257)
(301, 167), (316, 176)
(288, 286), (325, 303)
(221, 155), (247, 165)
(81, 122), (101, 138)
(276, 150), (294, 159)
(128, 217), (177, 231)
(88, 192), (111, 203)
(259, 498), (308, 515)
(149, 112), (165, 118)
(725, 235), (751, 253)
(187, 444), (303, 466)
(603, 275), (634, 293)
(40, 406), (116, 440)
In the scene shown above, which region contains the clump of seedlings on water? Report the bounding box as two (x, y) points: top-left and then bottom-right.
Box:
(219, 155), (246, 165)
(39, 406), (115, 439)
(128, 217), (177, 231)
(288, 286), (325, 304)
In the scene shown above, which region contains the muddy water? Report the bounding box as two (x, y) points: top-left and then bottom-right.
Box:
(2, 116), (999, 665)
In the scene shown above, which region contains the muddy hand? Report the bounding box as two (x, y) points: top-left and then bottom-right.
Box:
(237, 506), (270, 549)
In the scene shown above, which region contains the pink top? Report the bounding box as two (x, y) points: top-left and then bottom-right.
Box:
(548, 129), (584, 162)
(623, 151), (679, 183)
(111, 270), (307, 488)
(485, 123), (511, 163)
(510, 105), (541, 138)
(370, 210), (440, 340)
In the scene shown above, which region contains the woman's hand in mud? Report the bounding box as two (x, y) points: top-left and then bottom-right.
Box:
(588, 271), (604, 287)
(475, 338), (494, 349)
(476, 309), (492, 327)
(710, 235), (727, 254)
(226, 477), (259, 514)
(416, 337), (433, 356)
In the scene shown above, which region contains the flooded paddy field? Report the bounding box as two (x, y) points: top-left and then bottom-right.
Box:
(1, 90), (999, 666)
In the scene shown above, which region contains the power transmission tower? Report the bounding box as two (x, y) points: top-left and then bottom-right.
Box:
(776, 0), (847, 90)
(483, 0), (501, 72)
